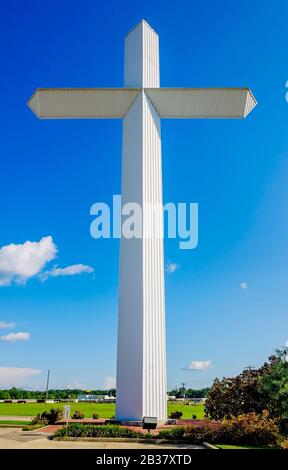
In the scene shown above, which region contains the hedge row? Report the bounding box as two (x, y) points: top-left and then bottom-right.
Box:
(54, 424), (143, 439)
(161, 412), (282, 447)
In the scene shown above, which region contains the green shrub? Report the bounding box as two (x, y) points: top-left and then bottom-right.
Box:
(278, 417), (288, 436)
(39, 408), (64, 424)
(158, 427), (185, 440)
(220, 411), (281, 447)
(72, 410), (85, 419)
(184, 422), (221, 443)
(184, 412), (281, 447)
(92, 413), (99, 419)
(30, 409), (63, 427)
(281, 439), (288, 449)
(31, 415), (48, 426)
(22, 423), (47, 431)
(169, 411), (183, 419)
(53, 423), (143, 439)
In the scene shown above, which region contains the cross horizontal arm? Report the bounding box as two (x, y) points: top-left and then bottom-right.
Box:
(145, 88), (257, 118)
(28, 88), (141, 118)
(28, 87), (257, 119)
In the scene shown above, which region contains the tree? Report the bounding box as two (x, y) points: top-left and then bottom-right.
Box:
(168, 387), (210, 399)
(0, 387), (118, 400)
(204, 369), (265, 420)
(259, 348), (288, 431)
(205, 348), (288, 430)
(0, 390), (10, 399)
(186, 387), (210, 398)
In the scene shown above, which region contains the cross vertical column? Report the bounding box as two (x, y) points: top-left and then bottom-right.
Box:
(116, 20), (167, 422)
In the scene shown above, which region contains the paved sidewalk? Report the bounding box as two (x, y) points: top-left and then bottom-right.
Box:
(0, 415), (32, 422)
(0, 427), (204, 449)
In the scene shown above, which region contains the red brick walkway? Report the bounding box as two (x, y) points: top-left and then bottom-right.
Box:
(37, 425), (62, 434)
(58, 418), (106, 425)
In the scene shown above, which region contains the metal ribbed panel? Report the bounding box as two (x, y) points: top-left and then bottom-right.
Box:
(117, 92), (144, 420)
(118, 21), (166, 422)
(124, 20), (159, 88)
(116, 91), (167, 422)
(124, 23), (143, 88)
(145, 88), (257, 118)
(244, 89), (257, 117)
(142, 92), (166, 420)
(28, 88), (141, 118)
(142, 21), (160, 88)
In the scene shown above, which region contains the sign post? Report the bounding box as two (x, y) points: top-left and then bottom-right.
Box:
(64, 405), (71, 436)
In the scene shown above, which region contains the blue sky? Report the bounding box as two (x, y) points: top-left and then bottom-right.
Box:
(0, 0), (288, 391)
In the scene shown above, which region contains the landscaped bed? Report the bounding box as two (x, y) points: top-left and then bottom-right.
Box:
(18, 405), (288, 449)
(51, 412), (288, 448)
(54, 424), (145, 439)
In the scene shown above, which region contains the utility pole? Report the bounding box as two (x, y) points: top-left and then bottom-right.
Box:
(45, 370), (50, 401)
(181, 382), (186, 399)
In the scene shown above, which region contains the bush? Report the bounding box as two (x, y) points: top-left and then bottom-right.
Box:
(39, 408), (64, 424)
(184, 412), (281, 447)
(30, 408), (63, 426)
(158, 427), (185, 440)
(184, 422), (221, 443)
(72, 410), (85, 419)
(31, 415), (48, 426)
(281, 439), (288, 449)
(278, 417), (288, 436)
(92, 413), (99, 420)
(169, 411), (183, 419)
(53, 423), (143, 439)
(23, 423), (47, 431)
(220, 411), (281, 447)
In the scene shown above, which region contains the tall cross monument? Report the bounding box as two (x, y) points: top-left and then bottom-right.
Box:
(28, 20), (256, 422)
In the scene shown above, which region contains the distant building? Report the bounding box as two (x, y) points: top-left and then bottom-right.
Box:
(77, 394), (115, 402)
(191, 397), (206, 404)
(167, 395), (176, 401)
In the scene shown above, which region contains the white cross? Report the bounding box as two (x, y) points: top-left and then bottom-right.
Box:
(28, 20), (256, 423)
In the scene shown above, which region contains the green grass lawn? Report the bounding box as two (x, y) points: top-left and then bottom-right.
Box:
(0, 402), (204, 419)
(168, 403), (204, 419)
(0, 420), (29, 425)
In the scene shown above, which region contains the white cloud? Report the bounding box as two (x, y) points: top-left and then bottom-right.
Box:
(0, 237), (94, 287)
(240, 282), (248, 289)
(104, 376), (116, 389)
(0, 332), (30, 342)
(165, 262), (179, 274)
(183, 360), (213, 371)
(0, 321), (15, 329)
(40, 264), (94, 281)
(0, 236), (57, 286)
(0, 367), (41, 387)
